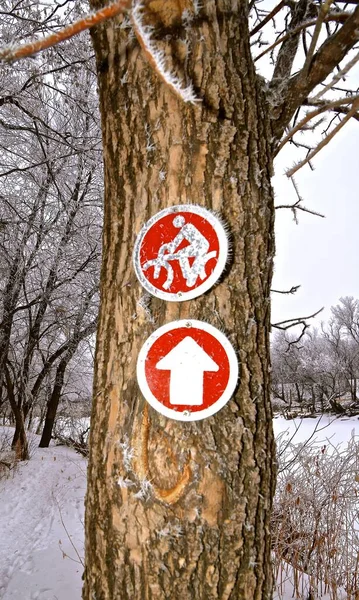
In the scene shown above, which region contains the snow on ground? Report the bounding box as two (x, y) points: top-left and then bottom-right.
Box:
(273, 413), (359, 447)
(0, 416), (358, 600)
(274, 561), (347, 600)
(0, 428), (86, 600)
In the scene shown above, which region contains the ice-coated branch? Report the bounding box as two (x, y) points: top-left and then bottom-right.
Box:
(271, 3), (359, 139)
(0, 0), (131, 62)
(286, 98), (359, 177)
(275, 93), (359, 156)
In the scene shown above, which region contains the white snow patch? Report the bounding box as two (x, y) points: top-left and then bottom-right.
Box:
(273, 413), (359, 447)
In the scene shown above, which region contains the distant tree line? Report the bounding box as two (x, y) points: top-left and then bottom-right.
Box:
(0, 1), (101, 459)
(272, 297), (359, 415)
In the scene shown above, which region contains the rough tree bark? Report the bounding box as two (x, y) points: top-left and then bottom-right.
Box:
(84, 1), (276, 599)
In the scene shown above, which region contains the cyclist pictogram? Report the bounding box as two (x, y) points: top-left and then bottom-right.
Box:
(133, 205), (228, 301)
(143, 215), (217, 290)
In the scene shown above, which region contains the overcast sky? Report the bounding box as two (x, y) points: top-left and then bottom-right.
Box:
(271, 115), (359, 331)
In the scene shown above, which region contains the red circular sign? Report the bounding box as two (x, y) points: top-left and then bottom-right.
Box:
(133, 206), (228, 301)
(137, 320), (238, 421)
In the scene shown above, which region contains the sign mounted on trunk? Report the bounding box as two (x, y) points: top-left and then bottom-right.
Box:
(133, 205), (228, 301)
(137, 320), (238, 421)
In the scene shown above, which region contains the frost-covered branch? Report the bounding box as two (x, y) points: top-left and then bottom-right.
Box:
(275, 93), (359, 156)
(270, 2), (359, 138)
(286, 98), (359, 177)
(0, 1), (131, 62)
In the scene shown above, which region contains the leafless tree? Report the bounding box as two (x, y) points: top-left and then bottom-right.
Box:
(0, 5), (102, 458)
(0, 0), (358, 596)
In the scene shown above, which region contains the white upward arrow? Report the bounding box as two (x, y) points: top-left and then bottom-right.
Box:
(156, 336), (219, 406)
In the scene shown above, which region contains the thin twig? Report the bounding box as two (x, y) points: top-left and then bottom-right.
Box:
(53, 493), (84, 567)
(275, 200), (325, 219)
(0, 0), (131, 62)
(275, 93), (359, 156)
(271, 285), (301, 295)
(272, 308), (324, 347)
(273, 308), (324, 327)
(311, 49), (359, 101)
(250, 0), (287, 37)
(301, 0), (335, 77)
(286, 98), (359, 177)
(254, 13), (350, 62)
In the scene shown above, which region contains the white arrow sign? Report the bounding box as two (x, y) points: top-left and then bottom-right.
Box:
(156, 336), (219, 406)
(137, 319), (239, 421)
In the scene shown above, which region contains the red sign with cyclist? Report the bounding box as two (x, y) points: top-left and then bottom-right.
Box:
(133, 205), (228, 301)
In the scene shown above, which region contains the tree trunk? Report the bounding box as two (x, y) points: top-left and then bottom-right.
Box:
(4, 365), (29, 461)
(84, 2), (276, 599)
(39, 359), (66, 448)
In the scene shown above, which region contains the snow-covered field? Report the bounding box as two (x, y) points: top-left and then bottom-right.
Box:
(273, 413), (359, 447)
(0, 416), (358, 600)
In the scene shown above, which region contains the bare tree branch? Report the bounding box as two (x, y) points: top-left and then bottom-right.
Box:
(311, 48), (359, 100)
(301, 0), (335, 78)
(271, 285), (301, 294)
(272, 308), (324, 347)
(250, 0), (288, 37)
(272, 308), (324, 328)
(255, 13), (350, 63)
(286, 98), (359, 176)
(275, 200), (325, 219)
(0, 0), (131, 62)
(275, 93), (359, 155)
(271, 0), (308, 82)
(271, 3), (359, 138)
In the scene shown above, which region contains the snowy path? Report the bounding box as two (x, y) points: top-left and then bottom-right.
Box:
(0, 430), (86, 600)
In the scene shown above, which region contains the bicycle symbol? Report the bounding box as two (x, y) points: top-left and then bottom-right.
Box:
(143, 215), (217, 290)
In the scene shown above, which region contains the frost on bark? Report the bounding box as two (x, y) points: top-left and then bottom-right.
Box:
(84, 1), (276, 599)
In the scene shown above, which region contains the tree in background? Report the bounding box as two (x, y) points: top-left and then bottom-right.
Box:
(0, 0), (358, 597)
(0, 2), (102, 458)
(272, 297), (359, 414)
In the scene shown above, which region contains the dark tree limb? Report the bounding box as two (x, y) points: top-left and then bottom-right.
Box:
(271, 0), (308, 82)
(272, 308), (324, 347)
(271, 3), (359, 139)
(250, 0), (288, 37)
(271, 285), (301, 294)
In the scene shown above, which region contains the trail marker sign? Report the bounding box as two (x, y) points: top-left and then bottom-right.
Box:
(137, 320), (238, 421)
(133, 205), (228, 301)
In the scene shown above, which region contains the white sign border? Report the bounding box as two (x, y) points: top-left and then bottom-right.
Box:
(137, 319), (239, 422)
(133, 205), (228, 302)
